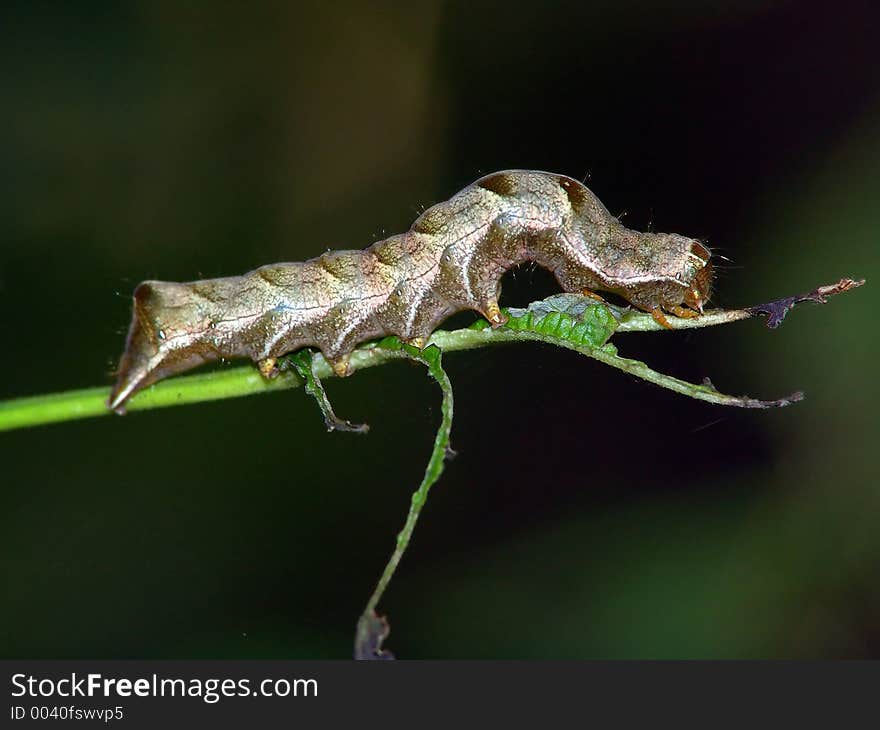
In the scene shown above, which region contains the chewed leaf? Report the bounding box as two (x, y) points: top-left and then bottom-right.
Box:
(500, 294), (803, 409)
(504, 294), (619, 347)
(354, 611), (394, 660)
(747, 277), (865, 328)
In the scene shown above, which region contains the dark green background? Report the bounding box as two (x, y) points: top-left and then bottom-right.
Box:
(2, 1), (877, 658)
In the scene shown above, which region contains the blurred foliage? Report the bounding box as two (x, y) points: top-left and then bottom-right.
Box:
(1, 0), (877, 658)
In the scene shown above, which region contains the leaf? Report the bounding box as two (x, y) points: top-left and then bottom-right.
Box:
(505, 294), (618, 347)
(354, 339), (455, 660)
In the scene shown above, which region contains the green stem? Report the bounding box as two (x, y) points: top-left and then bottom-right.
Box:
(0, 276), (862, 432)
(0, 329), (480, 432)
(354, 342), (454, 659)
(0, 318), (674, 432)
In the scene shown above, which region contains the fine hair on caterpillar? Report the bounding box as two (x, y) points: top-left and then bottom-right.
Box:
(108, 170), (713, 411)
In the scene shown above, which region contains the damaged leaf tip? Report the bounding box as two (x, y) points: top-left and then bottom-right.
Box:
(748, 277), (864, 329)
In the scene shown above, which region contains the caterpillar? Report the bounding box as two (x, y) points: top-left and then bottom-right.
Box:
(109, 170), (713, 411)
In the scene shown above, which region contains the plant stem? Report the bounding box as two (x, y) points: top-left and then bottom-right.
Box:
(0, 277), (863, 433)
(354, 342), (454, 659)
(0, 315), (698, 433)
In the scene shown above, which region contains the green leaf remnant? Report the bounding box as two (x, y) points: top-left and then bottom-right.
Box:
(289, 350), (369, 433)
(354, 340), (454, 660)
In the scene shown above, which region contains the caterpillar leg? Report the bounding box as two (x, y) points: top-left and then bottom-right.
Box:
(651, 306), (700, 329)
(668, 305), (699, 319)
(650, 308), (674, 329)
(329, 355), (351, 378)
(581, 288), (607, 303)
(290, 351), (368, 434)
(258, 357), (279, 379)
(482, 300), (508, 328)
(402, 336), (427, 350)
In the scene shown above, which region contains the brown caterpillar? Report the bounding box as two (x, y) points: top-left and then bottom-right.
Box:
(109, 170), (712, 411)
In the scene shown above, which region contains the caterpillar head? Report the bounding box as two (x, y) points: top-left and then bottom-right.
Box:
(623, 233), (715, 315)
(682, 240), (713, 313)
